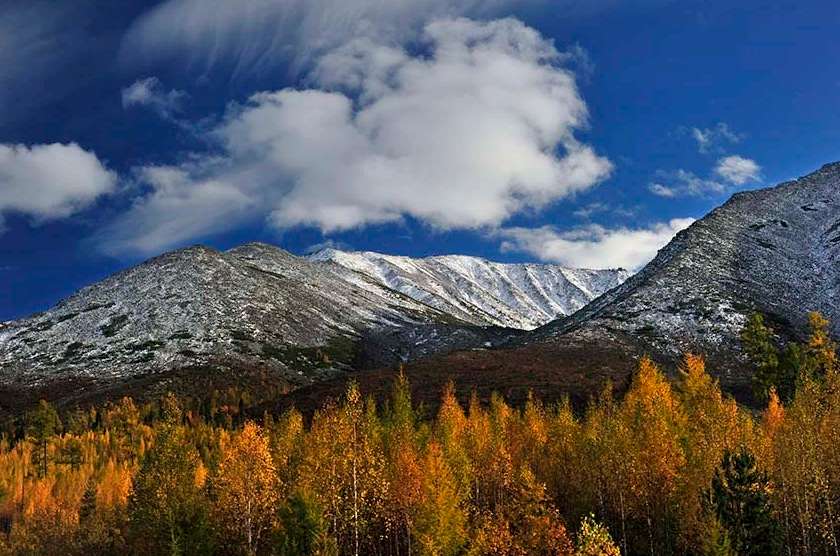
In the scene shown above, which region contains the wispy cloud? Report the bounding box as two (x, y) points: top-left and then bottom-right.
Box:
(303, 239), (355, 254)
(685, 122), (745, 154)
(122, 77), (189, 120)
(96, 18), (612, 257)
(0, 143), (117, 228)
(573, 202), (609, 219)
(573, 202), (638, 219)
(496, 218), (695, 270)
(120, 0), (678, 77)
(715, 155), (761, 185)
(0, 3), (90, 126)
(648, 168), (724, 198)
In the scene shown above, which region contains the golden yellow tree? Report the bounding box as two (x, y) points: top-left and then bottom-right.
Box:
(415, 440), (467, 556)
(212, 421), (279, 556)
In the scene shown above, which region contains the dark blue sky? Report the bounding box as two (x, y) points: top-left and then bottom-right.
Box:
(1, 0), (838, 320)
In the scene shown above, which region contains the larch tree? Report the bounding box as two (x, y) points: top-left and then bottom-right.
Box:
(414, 440), (467, 556)
(575, 514), (621, 556)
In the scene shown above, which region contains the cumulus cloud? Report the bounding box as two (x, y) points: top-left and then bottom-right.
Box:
(122, 77), (189, 119)
(648, 168), (724, 198)
(0, 143), (116, 226)
(715, 155), (760, 185)
(689, 123), (744, 154)
(497, 218), (695, 270)
(97, 18), (612, 257)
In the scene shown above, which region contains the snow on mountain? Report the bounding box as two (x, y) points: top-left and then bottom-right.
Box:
(529, 160), (840, 393)
(308, 249), (629, 329)
(0, 242), (625, 394)
(0, 244), (453, 389)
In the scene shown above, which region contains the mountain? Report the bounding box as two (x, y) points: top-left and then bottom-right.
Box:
(540, 162), (840, 362)
(0, 242), (625, 411)
(276, 161), (840, 413)
(308, 248), (628, 329)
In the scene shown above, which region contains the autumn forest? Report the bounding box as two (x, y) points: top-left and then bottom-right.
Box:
(1, 313), (840, 556)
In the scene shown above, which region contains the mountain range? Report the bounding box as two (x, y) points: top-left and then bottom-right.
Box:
(2, 161), (839, 414)
(0, 240), (626, 412)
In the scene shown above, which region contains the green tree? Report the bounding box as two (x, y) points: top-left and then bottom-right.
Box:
(27, 399), (61, 478)
(707, 447), (779, 556)
(128, 395), (213, 556)
(741, 314), (782, 403)
(275, 491), (338, 556)
(699, 516), (736, 556)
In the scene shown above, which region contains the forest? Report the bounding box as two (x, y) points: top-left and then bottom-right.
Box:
(0, 312), (839, 556)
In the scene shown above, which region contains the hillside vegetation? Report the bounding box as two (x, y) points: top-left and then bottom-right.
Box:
(0, 314), (839, 555)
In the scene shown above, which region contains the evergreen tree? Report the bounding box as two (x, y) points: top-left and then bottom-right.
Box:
(27, 399), (61, 478)
(707, 447), (779, 556)
(275, 491), (338, 556)
(741, 314), (782, 403)
(79, 477), (98, 523)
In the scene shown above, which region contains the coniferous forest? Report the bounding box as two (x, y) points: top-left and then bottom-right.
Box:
(1, 314), (840, 555)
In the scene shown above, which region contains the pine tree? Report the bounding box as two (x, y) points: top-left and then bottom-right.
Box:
(79, 476), (97, 523)
(707, 446), (780, 556)
(741, 314), (782, 403)
(276, 491), (338, 556)
(27, 400), (60, 478)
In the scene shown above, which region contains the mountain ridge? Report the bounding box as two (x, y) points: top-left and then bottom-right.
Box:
(0, 242), (626, 410)
(308, 247), (628, 329)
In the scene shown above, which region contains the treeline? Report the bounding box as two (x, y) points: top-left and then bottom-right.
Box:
(0, 313), (839, 555)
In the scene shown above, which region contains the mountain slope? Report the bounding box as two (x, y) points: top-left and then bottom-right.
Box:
(309, 249), (628, 329)
(0, 243), (625, 408)
(0, 244), (453, 391)
(510, 161), (840, 396)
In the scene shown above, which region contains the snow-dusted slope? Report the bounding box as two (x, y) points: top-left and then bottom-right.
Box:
(308, 249), (629, 329)
(0, 245), (457, 388)
(531, 161), (840, 387)
(0, 242), (624, 391)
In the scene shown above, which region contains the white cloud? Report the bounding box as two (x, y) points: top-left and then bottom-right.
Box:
(121, 0), (543, 76)
(303, 239), (354, 254)
(91, 165), (257, 257)
(647, 183), (677, 197)
(497, 218), (695, 270)
(122, 77), (189, 119)
(573, 202), (609, 219)
(120, 0), (675, 76)
(715, 155), (760, 185)
(0, 143), (116, 225)
(97, 18), (612, 257)
(689, 123), (744, 153)
(648, 168), (724, 198)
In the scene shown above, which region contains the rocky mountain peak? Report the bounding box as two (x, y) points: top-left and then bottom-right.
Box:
(530, 160), (840, 391)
